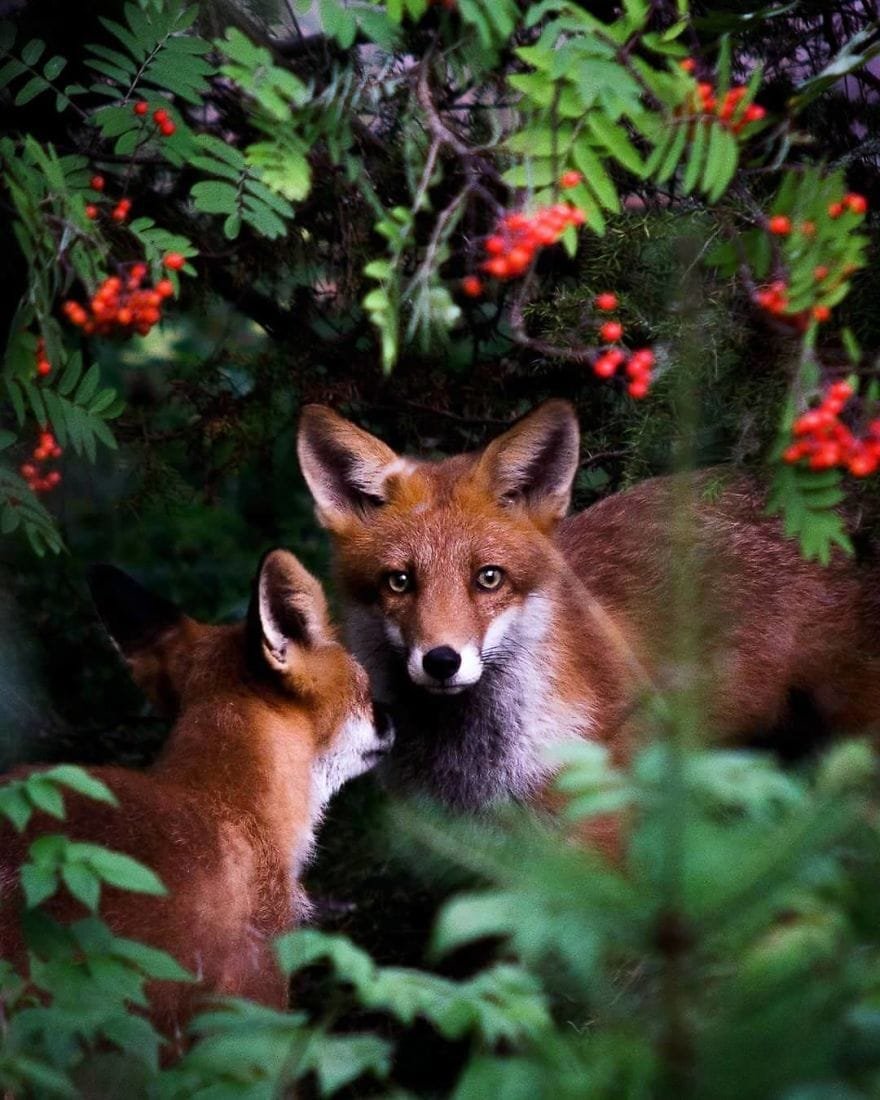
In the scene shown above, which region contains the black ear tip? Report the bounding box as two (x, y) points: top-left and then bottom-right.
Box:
(87, 562), (182, 654)
(86, 562), (127, 598)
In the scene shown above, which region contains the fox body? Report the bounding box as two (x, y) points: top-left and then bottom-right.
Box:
(0, 549), (392, 1034)
(297, 401), (880, 810)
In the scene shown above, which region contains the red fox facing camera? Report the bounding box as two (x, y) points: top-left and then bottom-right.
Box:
(297, 400), (880, 811)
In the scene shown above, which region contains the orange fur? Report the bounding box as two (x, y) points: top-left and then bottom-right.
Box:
(297, 401), (880, 811)
(0, 550), (389, 1039)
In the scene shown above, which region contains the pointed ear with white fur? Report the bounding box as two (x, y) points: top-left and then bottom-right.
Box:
(249, 548), (333, 675)
(296, 405), (400, 530)
(475, 400), (580, 525)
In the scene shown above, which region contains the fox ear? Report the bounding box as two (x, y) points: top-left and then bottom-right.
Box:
(297, 405), (400, 529)
(87, 564), (189, 715)
(475, 400), (580, 524)
(249, 548), (333, 676)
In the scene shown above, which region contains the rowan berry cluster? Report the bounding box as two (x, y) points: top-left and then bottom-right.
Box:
(754, 279), (832, 327)
(591, 293), (655, 399)
(783, 381), (880, 477)
(754, 192), (868, 327)
(682, 63), (766, 132)
(34, 337), (51, 378)
(84, 176), (133, 225)
(462, 202), (587, 296)
(62, 256), (180, 337)
(132, 100), (176, 137)
(20, 430), (62, 494)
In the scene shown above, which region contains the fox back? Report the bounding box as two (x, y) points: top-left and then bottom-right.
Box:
(0, 549), (392, 1036)
(297, 401), (880, 810)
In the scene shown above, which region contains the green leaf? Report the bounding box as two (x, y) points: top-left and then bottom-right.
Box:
(703, 121), (738, 202)
(61, 863), (101, 911)
(44, 765), (118, 806)
(191, 179), (239, 215)
(21, 863), (58, 908)
(76, 845), (166, 895)
(25, 777), (66, 820)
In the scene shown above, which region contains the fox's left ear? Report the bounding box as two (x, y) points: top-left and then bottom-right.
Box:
(475, 400), (580, 524)
(248, 548), (334, 679)
(87, 563), (192, 716)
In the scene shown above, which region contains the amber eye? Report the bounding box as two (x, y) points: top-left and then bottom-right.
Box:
(475, 566), (504, 591)
(385, 571), (412, 594)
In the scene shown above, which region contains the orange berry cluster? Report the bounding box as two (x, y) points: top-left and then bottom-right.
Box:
(132, 100), (176, 137)
(754, 192), (868, 327)
(591, 293), (655, 398)
(62, 257), (179, 337)
(687, 70), (766, 133)
(20, 430), (62, 494)
(34, 337), (51, 378)
(85, 182), (133, 224)
(476, 202), (586, 285)
(754, 279), (833, 327)
(783, 381), (880, 477)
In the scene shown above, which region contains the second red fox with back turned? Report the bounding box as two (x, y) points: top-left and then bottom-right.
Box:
(297, 400), (880, 810)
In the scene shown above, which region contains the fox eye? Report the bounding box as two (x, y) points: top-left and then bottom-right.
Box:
(385, 571), (412, 594)
(475, 566), (505, 591)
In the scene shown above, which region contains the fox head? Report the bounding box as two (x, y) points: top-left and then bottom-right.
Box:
(296, 401), (580, 697)
(88, 549), (393, 800)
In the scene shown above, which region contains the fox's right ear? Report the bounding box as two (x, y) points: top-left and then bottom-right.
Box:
(247, 548), (334, 685)
(297, 405), (400, 530)
(87, 563), (188, 715)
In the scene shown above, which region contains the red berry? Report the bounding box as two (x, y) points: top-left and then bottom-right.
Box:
(560, 170), (583, 189)
(85, 204), (98, 219)
(36, 360), (51, 376)
(679, 58), (696, 73)
(599, 321), (623, 343)
(593, 349), (624, 379)
(813, 265), (830, 281)
(461, 275), (483, 298)
(485, 235), (505, 255)
(743, 104), (766, 123)
(163, 252), (185, 271)
(595, 292), (618, 312)
(46, 471), (61, 489)
(153, 108), (169, 125)
(828, 202), (843, 219)
(628, 379), (650, 399)
(134, 100), (148, 116)
(156, 278), (175, 299)
(768, 215), (791, 235)
(482, 257), (510, 279)
(20, 464), (36, 479)
(90, 175), (105, 192)
(812, 305), (831, 322)
(505, 246), (532, 275)
(844, 192), (868, 215)
(159, 120), (176, 137)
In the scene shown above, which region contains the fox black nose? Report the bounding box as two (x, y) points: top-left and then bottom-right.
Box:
(422, 646), (461, 681)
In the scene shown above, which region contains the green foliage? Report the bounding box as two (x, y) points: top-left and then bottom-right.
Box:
(277, 929), (549, 1043)
(0, 765), (116, 834)
(2, 0), (878, 561)
(86, 4), (212, 105)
